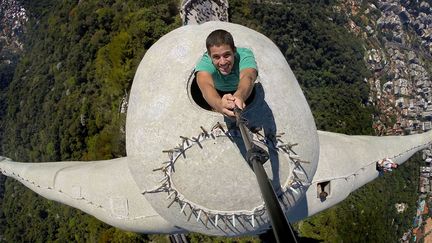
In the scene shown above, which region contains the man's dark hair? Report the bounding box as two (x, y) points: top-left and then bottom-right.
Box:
(206, 29), (236, 54)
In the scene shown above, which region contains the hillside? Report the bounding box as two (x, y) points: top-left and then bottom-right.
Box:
(0, 0), (428, 242)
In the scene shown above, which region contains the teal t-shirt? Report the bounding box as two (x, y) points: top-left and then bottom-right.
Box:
(195, 47), (257, 92)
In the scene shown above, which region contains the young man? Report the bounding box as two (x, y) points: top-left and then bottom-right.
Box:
(195, 29), (258, 117)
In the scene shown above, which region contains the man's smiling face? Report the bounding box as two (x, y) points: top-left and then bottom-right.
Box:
(209, 44), (235, 75)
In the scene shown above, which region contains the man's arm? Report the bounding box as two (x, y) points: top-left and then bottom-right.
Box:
(233, 68), (258, 109)
(196, 71), (236, 116)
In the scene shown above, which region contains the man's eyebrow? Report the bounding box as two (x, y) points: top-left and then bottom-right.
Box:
(211, 51), (232, 57)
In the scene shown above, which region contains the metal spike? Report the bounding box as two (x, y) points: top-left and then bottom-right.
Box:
(174, 145), (183, 153)
(196, 210), (202, 222)
(204, 212), (209, 227)
(152, 166), (164, 172)
(276, 143), (287, 149)
(187, 209), (194, 221)
(142, 188), (154, 194)
(276, 132), (285, 137)
(290, 187), (299, 195)
(295, 180), (311, 186)
(200, 126), (209, 137)
(217, 122), (227, 133)
(288, 142), (298, 147)
(180, 136), (190, 146)
(292, 176), (304, 183)
(166, 191), (175, 200)
(215, 214), (219, 227)
(167, 197), (176, 208)
(293, 168), (306, 176)
(175, 145), (186, 158)
(297, 159), (310, 164)
(180, 203), (187, 214)
(162, 150), (174, 161)
(192, 136), (203, 149)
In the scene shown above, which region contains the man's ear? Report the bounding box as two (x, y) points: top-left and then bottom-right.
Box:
(206, 46), (212, 56)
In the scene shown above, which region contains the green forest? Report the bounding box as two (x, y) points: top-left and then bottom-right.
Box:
(0, 0), (423, 242)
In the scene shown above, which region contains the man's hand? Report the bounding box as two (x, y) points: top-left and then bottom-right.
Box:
(218, 94), (246, 117)
(219, 94), (236, 117)
(233, 96), (245, 110)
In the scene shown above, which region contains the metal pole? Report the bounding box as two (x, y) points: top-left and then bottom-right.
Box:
(234, 108), (297, 243)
